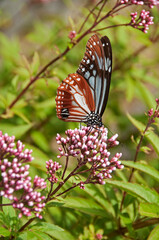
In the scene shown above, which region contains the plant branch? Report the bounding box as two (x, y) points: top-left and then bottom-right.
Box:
(108, 218), (159, 238)
(120, 114), (157, 212)
(19, 217), (36, 232)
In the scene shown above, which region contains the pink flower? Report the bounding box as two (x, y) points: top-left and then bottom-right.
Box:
(120, 0), (159, 8)
(130, 10), (154, 33)
(68, 31), (76, 40)
(46, 159), (62, 183)
(56, 126), (123, 186)
(0, 131), (46, 218)
(96, 233), (103, 240)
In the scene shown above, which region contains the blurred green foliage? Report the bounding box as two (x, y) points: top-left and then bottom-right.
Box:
(0, 0), (159, 239)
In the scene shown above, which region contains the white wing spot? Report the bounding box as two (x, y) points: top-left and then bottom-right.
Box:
(89, 76), (95, 88)
(82, 67), (85, 72)
(77, 78), (81, 81)
(93, 42), (96, 45)
(86, 59), (90, 64)
(102, 43), (105, 46)
(84, 71), (90, 79)
(89, 51), (92, 55)
(93, 70), (96, 76)
(92, 55), (95, 61)
(109, 67), (111, 72)
(90, 44), (92, 48)
(90, 64), (94, 69)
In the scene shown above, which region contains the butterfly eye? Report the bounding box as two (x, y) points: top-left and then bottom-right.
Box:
(55, 34), (112, 127)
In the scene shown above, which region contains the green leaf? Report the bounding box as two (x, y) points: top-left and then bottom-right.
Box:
(125, 75), (134, 102)
(26, 229), (53, 240)
(135, 81), (156, 109)
(0, 123), (33, 138)
(140, 146), (151, 154)
(105, 179), (159, 204)
(123, 161), (159, 182)
(15, 67), (30, 79)
(0, 227), (10, 237)
(84, 184), (114, 215)
(63, 196), (112, 218)
(49, 229), (75, 240)
(127, 113), (159, 156)
(120, 214), (136, 238)
(25, 143), (49, 171)
(31, 52), (40, 75)
(31, 131), (50, 152)
(147, 224), (159, 240)
(139, 203), (159, 218)
(13, 109), (31, 124)
(31, 222), (63, 232)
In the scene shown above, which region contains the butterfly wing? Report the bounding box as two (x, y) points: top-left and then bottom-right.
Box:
(56, 73), (95, 122)
(77, 34), (112, 117)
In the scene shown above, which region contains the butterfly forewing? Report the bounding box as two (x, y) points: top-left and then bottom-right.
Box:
(77, 34), (112, 116)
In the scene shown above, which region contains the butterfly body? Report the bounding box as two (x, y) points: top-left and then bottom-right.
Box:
(56, 34), (112, 127)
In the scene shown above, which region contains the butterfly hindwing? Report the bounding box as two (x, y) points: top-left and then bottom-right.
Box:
(56, 73), (95, 122)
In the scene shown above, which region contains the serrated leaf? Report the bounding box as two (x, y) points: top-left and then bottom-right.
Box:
(147, 224), (159, 240)
(31, 52), (40, 75)
(105, 179), (159, 204)
(0, 227), (10, 237)
(123, 161), (159, 182)
(0, 123), (33, 138)
(139, 203), (159, 218)
(127, 113), (159, 156)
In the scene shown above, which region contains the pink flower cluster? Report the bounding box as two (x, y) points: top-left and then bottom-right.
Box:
(0, 131), (46, 219)
(148, 98), (159, 118)
(130, 10), (154, 33)
(56, 126), (123, 186)
(0, 132), (33, 163)
(46, 159), (62, 183)
(120, 0), (159, 8)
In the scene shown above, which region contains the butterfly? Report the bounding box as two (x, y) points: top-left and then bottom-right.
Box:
(55, 34), (112, 127)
